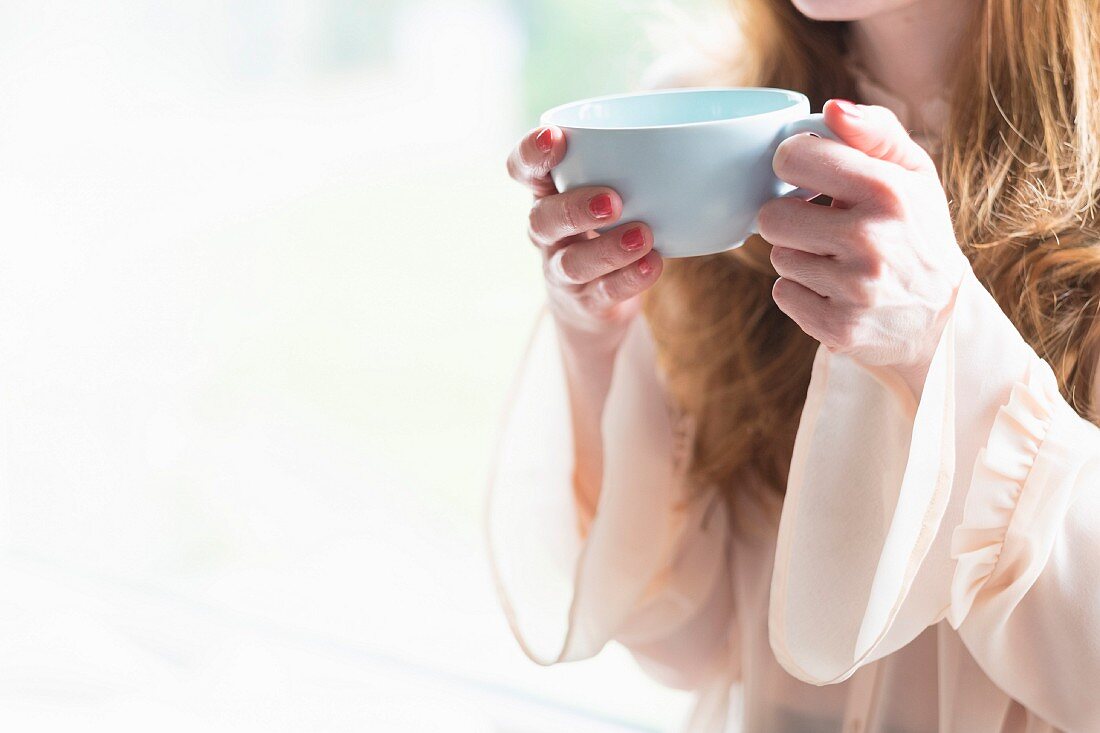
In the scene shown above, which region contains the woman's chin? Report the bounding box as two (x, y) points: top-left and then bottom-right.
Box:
(790, 0), (912, 22)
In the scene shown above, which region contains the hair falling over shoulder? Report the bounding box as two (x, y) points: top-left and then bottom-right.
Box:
(640, 0), (1100, 518)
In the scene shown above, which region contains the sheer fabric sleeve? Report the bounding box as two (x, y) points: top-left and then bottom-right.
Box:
(486, 307), (735, 689)
(768, 269), (1100, 729)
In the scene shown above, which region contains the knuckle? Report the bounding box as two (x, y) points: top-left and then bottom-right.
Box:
(575, 291), (598, 315)
(851, 249), (883, 279)
(772, 137), (797, 177)
(874, 180), (902, 207)
(573, 282), (595, 308)
(769, 244), (790, 271)
(850, 219), (875, 248)
(771, 276), (790, 306)
(616, 267), (642, 296)
(527, 225), (548, 249)
(527, 204), (549, 244)
(865, 170), (905, 209)
(848, 233), (881, 269)
(544, 249), (565, 282)
(862, 134), (899, 164)
(757, 200), (783, 238)
(775, 133), (812, 176)
(541, 254), (557, 283)
(559, 195), (582, 233)
(849, 278), (874, 308)
(595, 240), (622, 273)
(595, 276), (619, 305)
(555, 249), (585, 284)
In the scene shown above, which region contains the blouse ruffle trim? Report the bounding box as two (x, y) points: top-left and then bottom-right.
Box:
(946, 358), (1060, 628)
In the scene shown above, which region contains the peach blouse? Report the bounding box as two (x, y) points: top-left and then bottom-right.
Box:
(486, 66), (1100, 732)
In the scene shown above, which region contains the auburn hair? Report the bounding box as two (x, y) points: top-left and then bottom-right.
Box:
(640, 0), (1100, 514)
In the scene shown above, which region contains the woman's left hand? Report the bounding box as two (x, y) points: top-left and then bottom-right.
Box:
(757, 99), (972, 398)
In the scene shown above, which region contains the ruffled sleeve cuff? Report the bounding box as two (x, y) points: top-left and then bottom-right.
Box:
(769, 270), (1051, 685)
(948, 352), (1096, 630)
(486, 307), (729, 665)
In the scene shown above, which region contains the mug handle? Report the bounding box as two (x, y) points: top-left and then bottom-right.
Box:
(776, 113), (839, 201)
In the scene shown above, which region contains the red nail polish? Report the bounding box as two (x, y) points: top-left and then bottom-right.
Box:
(589, 193), (613, 218)
(637, 256), (653, 276)
(833, 99), (862, 118)
(535, 127), (553, 152)
(621, 227), (644, 251)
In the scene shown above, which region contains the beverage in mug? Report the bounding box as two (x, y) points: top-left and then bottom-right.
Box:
(539, 87), (835, 258)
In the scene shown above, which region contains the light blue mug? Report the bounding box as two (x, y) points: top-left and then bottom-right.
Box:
(539, 87), (835, 258)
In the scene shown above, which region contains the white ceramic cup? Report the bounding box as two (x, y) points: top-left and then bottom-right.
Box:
(539, 87), (836, 258)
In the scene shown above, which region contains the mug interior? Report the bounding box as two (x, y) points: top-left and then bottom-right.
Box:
(542, 88), (804, 130)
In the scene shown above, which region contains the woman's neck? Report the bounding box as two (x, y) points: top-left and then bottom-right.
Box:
(848, 0), (973, 112)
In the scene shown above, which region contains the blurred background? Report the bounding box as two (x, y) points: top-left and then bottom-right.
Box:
(0, 0), (725, 730)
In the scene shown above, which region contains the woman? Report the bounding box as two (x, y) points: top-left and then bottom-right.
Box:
(489, 0), (1100, 730)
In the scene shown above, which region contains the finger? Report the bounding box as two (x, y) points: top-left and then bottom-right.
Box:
(756, 197), (854, 256)
(582, 251), (663, 308)
(528, 187), (622, 247)
(545, 222), (652, 286)
(772, 277), (840, 347)
(506, 126), (565, 197)
(773, 132), (899, 205)
(769, 246), (842, 299)
(822, 99), (935, 175)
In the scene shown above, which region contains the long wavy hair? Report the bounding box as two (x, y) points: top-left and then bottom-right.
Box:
(640, 0), (1100, 515)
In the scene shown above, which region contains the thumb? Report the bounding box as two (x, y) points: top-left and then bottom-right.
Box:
(823, 99), (935, 175)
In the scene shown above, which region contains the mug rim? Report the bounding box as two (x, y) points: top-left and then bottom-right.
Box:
(539, 86), (809, 131)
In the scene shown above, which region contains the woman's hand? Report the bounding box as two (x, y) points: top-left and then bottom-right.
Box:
(506, 125), (664, 515)
(757, 99), (971, 397)
(506, 125), (663, 350)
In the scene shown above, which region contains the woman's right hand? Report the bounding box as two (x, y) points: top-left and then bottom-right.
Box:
(506, 125), (663, 347)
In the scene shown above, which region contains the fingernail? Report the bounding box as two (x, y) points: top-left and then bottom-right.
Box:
(588, 193), (613, 219)
(637, 255), (654, 276)
(535, 127), (553, 152)
(833, 99), (862, 118)
(620, 227), (644, 251)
